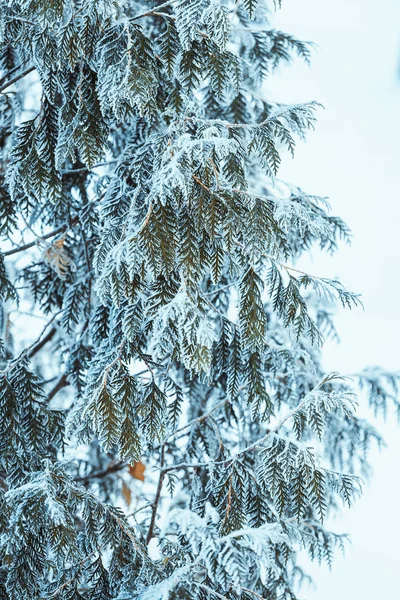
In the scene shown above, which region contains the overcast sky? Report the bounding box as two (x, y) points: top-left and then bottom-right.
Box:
(269, 0), (400, 597)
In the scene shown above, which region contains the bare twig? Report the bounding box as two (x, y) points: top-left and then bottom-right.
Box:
(62, 159), (117, 174)
(27, 326), (57, 359)
(75, 461), (127, 483)
(2, 311), (63, 374)
(242, 588), (267, 600)
(127, 501), (154, 519)
(4, 217), (79, 257)
(204, 282), (236, 298)
(0, 65), (35, 93)
(146, 445), (165, 544)
(0, 63), (30, 89)
(47, 373), (69, 401)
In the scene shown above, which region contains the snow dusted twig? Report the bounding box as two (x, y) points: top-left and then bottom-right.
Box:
(165, 398), (231, 441)
(130, 0), (173, 22)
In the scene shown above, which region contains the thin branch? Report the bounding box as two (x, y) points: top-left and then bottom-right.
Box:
(62, 159), (117, 174)
(162, 377), (336, 475)
(131, 0), (173, 21)
(161, 460), (216, 475)
(165, 398), (231, 441)
(0, 160), (116, 180)
(192, 174), (211, 193)
(8, 310), (48, 320)
(192, 582), (228, 600)
(27, 326), (56, 359)
(272, 256), (327, 281)
(146, 445), (165, 544)
(0, 62), (30, 89)
(80, 225), (93, 317)
(5, 15), (35, 26)
(2, 311), (63, 374)
(3, 191), (107, 258)
(222, 473), (233, 528)
(0, 65), (35, 93)
(23, 312), (61, 358)
(204, 282), (236, 297)
(75, 461), (127, 483)
(234, 239), (332, 282)
(127, 501), (154, 519)
(47, 373), (69, 401)
(46, 551), (98, 599)
(47, 321), (89, 401)
(208, 157), (220, 189)
(100, 340), (126, 389)
(242, 588), (266, 600)
(42, 375), (58, 385)
(4, 217), (79, 257)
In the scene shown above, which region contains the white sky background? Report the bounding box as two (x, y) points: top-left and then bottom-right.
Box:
(268, 0), (400, 597)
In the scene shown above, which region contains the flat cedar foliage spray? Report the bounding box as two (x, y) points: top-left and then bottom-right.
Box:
(0, 1), (398, 598)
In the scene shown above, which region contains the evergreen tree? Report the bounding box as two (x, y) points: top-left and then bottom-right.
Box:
(0, 1), (398, 598)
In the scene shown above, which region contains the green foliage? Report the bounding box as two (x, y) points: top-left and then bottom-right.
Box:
(0, 1), (397, 599)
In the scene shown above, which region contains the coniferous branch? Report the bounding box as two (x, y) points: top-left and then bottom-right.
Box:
(0, 1), (397, 598)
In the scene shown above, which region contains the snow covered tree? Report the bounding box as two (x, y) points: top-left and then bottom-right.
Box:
(0, 0), (398, 598)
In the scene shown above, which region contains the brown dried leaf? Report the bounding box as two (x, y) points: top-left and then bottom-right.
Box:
(41, 235), (76, 279)
(122, 482), (132, 507)
(128, 460), (146, 482)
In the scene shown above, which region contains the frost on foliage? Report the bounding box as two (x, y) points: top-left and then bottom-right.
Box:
(163, 506), (291, 594)
(0, 1), (399, 600)
(149, 290), (217, 375)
